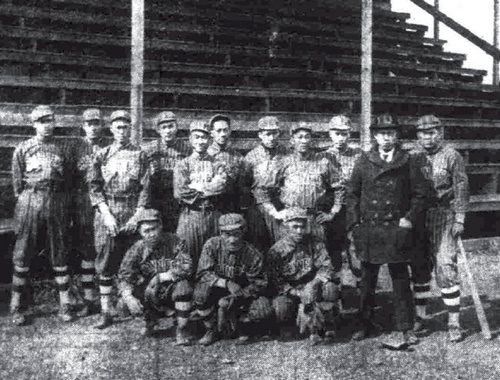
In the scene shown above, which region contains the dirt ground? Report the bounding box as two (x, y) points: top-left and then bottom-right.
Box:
(1, 243), (500, 380)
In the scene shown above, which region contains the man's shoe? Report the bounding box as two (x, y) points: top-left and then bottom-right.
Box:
(199, 330), (217, 346)
(174, 326), (191, 346)
(309, 332), (324, 345)
(59, 304), (73, 323)
(413, 317), (430, 335)
(11, 310), (27, 326)
(404, 330), (419, 345)
(235, 335), (251, 345)
(141, 321), (157, 337)
(448, 326), (464, 343)
(77, 301), (97, 318)
(381, 331), (408, 350)
(94, 314), (113, 329)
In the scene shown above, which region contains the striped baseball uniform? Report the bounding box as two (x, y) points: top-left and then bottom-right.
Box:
(143, 138), (191, 232)
(244, 143), (289, 251)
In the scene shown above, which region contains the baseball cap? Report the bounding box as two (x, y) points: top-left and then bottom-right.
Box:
(30, 105), (54, 123)
(189, 120), (210, 134)
(257, 116), (280, 131)
(209, 114), (230, 128)
(283, 207), (308, 223)
(156, 111), (177, 126)
(328, 115), (352, 131)
(136, 209), (162, 224)
(416, 115), (442, 131)
(291, 122), (312, 134)
(219, 213), (247, 231)
(82, 108), (102, 122)
(110, 110), (131, 123)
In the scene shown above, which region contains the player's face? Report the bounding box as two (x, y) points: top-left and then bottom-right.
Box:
(139, 221), (162, 244)
(286, 219), (307, 243)
(221, 228), (245, 252)
(211, 120), (230, 146)
(158, 121), (178, 142)
(190, 131), (210, 153)
(258, 130), (280, 149)
(33, 116), (55, 139)
(373, 129), (398, 152)
(417, 127), (442, 150)
(110, 120), (131, 145)
(291, 130), (312, 153)
(83, 120), (102, 140)
(329, 130), (350, 150)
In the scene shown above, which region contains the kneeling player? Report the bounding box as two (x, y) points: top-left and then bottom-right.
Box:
(117, 209), (193, 344)
(192, 213), (272, 346)
(269, 208), (340, 344)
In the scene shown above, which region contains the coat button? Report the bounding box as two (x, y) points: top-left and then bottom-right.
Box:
(372, 200), (377, 204)
(387, 213), (393, 218)
(374, 213), (379, 218)
(386, 200), (390, 205)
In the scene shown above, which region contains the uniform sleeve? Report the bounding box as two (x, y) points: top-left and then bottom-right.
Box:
(196, 239), (222, 285)
(325, 154), (344, 208)
(170, 237), (193, 280)
(405, 153), (434, 225)
(313, 240), (335, 280)
(11, 146), (24, 197)
(268, 246), (293, 296)
(88, 149), (107, 206)
(137, 151), (151, 208)
(173, 158), (201, 205)
(451, 151), (469, 222)
(258, 161), (285, 205)
(240, 249), (267, 298)
(118, 243), (142, 293)
(346, 154), (363, 230)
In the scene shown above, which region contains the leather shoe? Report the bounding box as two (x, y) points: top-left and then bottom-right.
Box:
(94, 314), (113, 329)
(381, 331), (408, 350)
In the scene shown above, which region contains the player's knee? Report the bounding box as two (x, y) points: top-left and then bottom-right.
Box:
(247, 296), (273, 322)
(321, 282), (340, 303)
(172, 280), (193, 302)
(272, 296), (295, 324)
(193, 282), (212, 308)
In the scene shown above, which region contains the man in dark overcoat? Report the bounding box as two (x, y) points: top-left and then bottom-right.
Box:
(346, 114), (430, 349)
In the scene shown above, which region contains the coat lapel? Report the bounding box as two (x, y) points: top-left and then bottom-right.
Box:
(366, 147), (409, 177)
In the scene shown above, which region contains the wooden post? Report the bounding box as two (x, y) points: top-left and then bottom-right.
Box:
(434, 0), (440, 40)
(361, 0), (373, 151)
(131, 0), (144, 146)
(494, 0), (499, 85)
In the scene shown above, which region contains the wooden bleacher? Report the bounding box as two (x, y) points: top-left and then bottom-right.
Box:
(1, 0), (500, 234)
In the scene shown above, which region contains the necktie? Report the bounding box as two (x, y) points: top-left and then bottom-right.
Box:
(382, 153), (390, 162)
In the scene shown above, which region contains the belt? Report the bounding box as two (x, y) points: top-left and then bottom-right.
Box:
(187, 203), (216, 212)
(24, 183), (63, 193)
(107, 195), (137, 203)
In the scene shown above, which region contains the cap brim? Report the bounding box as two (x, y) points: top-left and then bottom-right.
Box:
(220, 224), (244, 231)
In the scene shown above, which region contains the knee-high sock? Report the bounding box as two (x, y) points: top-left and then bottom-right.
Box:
(413, 281), (432, 318)
(11, 266), (29, 311)
(441, 285), (460, 327)
(99, 276), (114, 314)
(81, 260), (95, 301)
(54, 266), (71, 306)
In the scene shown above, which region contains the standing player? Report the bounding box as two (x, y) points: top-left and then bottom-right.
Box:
(71, 108), (107, 317)
(89, 110), (151, 329)
(244, 116), (289, 251)
(269, 208), (340, 344)
(10, 105), (73, 325)
(143, 111), (191, 232)
(207, 114), (247, 214)
(259, 122), (343, 270)
(192, 213), (271, 346)
(347, 114), (429, 349)
(323, 115), (362, 280)
(174, 120), (231, 269)
(413, 115), (469, 342)
(118, 209), (193, 344)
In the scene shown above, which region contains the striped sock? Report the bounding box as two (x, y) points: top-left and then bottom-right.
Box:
(80, 260), (95, 301)
(54, 266), (71, 305)
(99, 277), (114, 314)
(11, 266), (29, 312)
(441, 285), (460, 327)
(413, 282), (432, 318)
(175, 301), (192, 319)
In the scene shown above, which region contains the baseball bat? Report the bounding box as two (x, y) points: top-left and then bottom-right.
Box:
(457, 237), (492, 340)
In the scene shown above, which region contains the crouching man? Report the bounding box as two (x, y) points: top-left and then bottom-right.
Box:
(117, 209), (193, 344)
(192, 213), (272, 346)
(269, 208), (340, 345)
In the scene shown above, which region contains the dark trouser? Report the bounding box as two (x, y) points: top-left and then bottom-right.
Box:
(139, 280), (193, 322)
(359, 261), (414, 332)
(324, 207), (347, 273)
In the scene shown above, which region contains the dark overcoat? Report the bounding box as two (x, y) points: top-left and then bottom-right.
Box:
(346, 146), (430, 264)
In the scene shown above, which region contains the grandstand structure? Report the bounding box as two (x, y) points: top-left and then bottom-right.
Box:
(1, 0), (500, 233)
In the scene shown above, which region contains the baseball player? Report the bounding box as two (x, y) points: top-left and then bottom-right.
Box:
(118, 209), (193, 344)
(413, 115), (469, 342)
(346, 114), (430, 349)
(70, 108), (108, 317)
(192, 213), (272, 346)
(323, 115), (362, 281)
(89, 110), (151, 329)
(259, 122), (343, 271)
(269, 208), (340, 344)
(244, 116), (289, 252)
(173, 120), (231, 269)
(143, 111), (191, 233)
(10, 105), (73, 325)
(207, 114), (248, 214)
